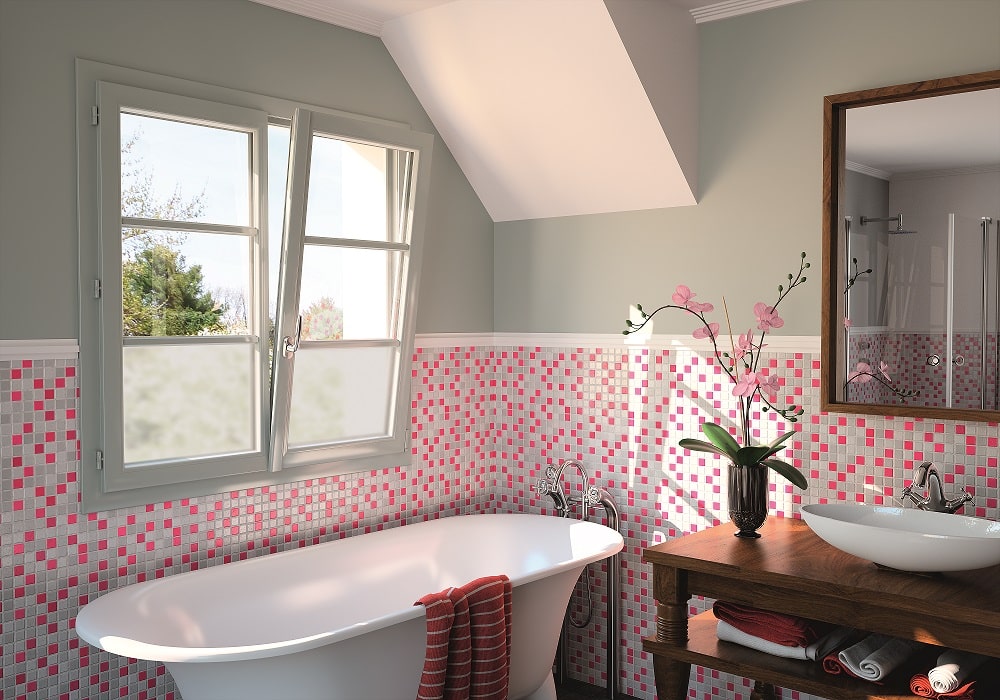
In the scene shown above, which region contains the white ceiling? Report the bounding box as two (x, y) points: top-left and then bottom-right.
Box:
(248, 0), (999, 219)
(846, 88), (1000, 179)
(254, 0), (789, 220)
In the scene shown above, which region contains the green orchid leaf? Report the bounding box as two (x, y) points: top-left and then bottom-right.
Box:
(678, 438), (729, 458)
(768, 430), (796, 449)
(759, 430), (797, 459)
(762, 458), (808, 490)
(701, 422), (740, 459)
(735, 445), (772, 466)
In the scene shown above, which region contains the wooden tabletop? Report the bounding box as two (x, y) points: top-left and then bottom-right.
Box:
(643, 517), (1000, 657)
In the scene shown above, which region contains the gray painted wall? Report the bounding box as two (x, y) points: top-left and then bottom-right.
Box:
(495, 0), (1000, 335)
(0, 0), (494, 339)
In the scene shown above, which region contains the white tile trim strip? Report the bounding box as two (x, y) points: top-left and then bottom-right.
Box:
(0, 334), (819, 359)
(0, 339), (79, 360)
(415, 332), (821, 354)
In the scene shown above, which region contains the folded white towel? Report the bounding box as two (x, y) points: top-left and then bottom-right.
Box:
(838, 634), (922, 681)
(929, 649), (990, 693)
(716, 620), (810, 660)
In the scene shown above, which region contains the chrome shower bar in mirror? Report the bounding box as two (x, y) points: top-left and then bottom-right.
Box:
(822, 69), (1000, 422)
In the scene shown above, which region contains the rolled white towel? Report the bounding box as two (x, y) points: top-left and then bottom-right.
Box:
(805, 626), (859, 662)
(838, 634), (892, 679)
(715, 620), (810, 660)
(856, 637), (924, 681)
(929, 649), (990, 693)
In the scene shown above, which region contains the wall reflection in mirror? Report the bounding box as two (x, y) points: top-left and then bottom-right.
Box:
(824, 71), (1000, 419)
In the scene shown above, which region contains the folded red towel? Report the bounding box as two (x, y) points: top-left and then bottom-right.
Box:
(414, 575), (512, 700)
(822, 651), (862, 678)
(713, 601), (819, 647)
(909, 673), (976, 699)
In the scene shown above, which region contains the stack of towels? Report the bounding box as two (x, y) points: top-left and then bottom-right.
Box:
(909, 650), (994, 699)
(713, 601), (999, 697)
(712, 601), (858, 662)
(414, 575), (513, 700)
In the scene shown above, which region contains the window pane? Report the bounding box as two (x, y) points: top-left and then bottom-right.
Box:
(121, 112), (251, 226)
(287, 345), (396, 447)
(299, 246), (396, 340)
(304, 135), (389, 241)
(123, 344), (257, 463)
(122, 230), (250, 336)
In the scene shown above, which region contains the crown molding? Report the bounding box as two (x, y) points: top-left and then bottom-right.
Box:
(690, 0), (809, 23)
(846, 160), (891, 181)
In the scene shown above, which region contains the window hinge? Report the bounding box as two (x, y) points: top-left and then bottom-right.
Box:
(93, 279), (102, 299)
(96, 450), (104, 471)
(91, 105), (99, 126)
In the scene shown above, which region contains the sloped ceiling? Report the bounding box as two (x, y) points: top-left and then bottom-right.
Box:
(249, 0), (809, 221)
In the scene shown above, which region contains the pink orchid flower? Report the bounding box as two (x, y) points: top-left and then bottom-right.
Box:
(753, 302), (784, 332)
(847, 362), (873, 383)
(735, 328), (755, 355)
(758, 372), (780, 401)
(672, 285), (714, 314)
(879, 361), (891, 381)
(692, 322), (720, 340)
(733, 370), (758, 397)
(843, 317), (853, 328)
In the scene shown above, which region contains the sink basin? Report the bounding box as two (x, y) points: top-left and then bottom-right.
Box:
(800, 504), (1000, 572)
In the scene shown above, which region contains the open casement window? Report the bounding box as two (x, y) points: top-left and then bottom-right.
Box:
(96, 82), (271, 493)
(270, 109), (432, 472)
(81, 71), (433, 511)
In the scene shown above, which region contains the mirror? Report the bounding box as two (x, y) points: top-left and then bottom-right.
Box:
(822, 70), (1000, 421)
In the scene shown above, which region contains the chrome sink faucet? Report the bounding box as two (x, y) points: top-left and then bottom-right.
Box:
(899, 461), (974, 514)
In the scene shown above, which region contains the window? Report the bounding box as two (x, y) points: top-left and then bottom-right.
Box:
(78, 64), (432, 511)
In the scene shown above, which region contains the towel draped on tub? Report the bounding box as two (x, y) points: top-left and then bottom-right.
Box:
(415, 575), (513, 700)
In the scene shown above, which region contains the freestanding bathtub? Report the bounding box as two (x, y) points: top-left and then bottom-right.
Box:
(75, 513), (623, 700)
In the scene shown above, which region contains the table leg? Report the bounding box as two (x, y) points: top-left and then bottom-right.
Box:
(653, 656), (692, 700)
(651, 566), (690, 699)
(750, 680), (776, 700)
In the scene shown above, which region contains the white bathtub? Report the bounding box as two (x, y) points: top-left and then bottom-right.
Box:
(75, 513), (623, 700)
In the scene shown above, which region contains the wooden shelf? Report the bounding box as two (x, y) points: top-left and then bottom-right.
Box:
(643, 611), (921, 700)
(641, 518), (1000, 699)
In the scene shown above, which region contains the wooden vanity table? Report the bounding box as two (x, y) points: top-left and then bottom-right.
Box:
(643, 517), (1000, 699)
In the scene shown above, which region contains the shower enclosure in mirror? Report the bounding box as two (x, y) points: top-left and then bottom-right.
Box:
(822, 70), (1000, 421)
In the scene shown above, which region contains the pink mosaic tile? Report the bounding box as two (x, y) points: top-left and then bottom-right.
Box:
(2, 342), (998, 700)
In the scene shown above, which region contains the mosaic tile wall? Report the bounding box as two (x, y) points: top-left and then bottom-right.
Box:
(3, 341), (999, 700)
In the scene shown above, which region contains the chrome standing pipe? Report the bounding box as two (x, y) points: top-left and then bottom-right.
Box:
(596, 489), (621, 700)
(984, 217), (991, 410)
(989, 217), (998, 410)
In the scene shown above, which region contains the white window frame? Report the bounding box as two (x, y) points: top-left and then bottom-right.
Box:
(76, 60), (432, 512)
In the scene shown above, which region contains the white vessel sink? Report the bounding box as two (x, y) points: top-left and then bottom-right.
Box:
(800, 504), (1000, 572)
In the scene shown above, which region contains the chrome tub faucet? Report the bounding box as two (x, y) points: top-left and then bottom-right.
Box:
(899, 461), (974, 514)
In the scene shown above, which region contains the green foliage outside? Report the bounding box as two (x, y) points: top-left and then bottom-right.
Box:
(122, 244), (224, 337)
(121, 130), (232, 337)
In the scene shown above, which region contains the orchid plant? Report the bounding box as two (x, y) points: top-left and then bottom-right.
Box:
(843, 257), (920, 401)
(623, 252), (810, 490)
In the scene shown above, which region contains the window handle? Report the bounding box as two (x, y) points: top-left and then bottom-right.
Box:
(282, 315), (302, 358)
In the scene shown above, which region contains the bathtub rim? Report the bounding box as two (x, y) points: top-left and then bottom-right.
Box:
(75, 512), (624, 663)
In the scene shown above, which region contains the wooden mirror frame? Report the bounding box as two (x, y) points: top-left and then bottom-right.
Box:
(821, 69), (1000, 422)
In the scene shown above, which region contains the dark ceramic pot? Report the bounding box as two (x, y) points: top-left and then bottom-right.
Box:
(728, 462), (768, 538)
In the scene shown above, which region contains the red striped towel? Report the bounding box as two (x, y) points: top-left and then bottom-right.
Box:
(414, 575), (512, 700)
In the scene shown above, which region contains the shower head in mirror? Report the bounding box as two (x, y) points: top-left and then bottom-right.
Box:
(860, 213), (917, 234)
